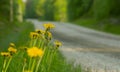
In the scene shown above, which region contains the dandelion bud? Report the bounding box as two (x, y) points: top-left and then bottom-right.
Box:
(36, 30), (45, 34)
(54, 40), (62, 47)
(1, 52), (11, 57)
(9, 43), (15, 47)
(44, 31), (52, 40)
(30, 32), (39, 39)
(8, 47), (17, 53)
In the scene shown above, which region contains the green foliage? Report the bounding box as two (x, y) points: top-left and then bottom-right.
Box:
(43, 0), (55, 21)
(24, 0), (120, 21)
(26, 0), (68, 21)
(67, 0), (93, 21)
(67, 0), (82, 21)
(89, 0), (120, 20)
(25, 0), (38, 18)
(0, 0), (25, 22)
(110, 0), (120, 16)
(92, 0), (110, 20)
(54, 0), (67, 21)
(0, 0), (10, 21)
(15, 0), (25, 22)
(35, 0), (45, 19)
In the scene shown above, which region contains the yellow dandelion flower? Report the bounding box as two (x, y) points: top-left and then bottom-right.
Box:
(8, 47), (17, 53)
(54, 40), (62, 47)
(43, 23), (55, 29)
(9, 43), (15, 47)
(30, 32), (39, 39)
(36, 29), (45, 34)
(1, 52), (11, 57)
(27, 47), (44, 57)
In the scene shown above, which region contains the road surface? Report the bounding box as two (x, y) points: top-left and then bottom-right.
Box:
(29, 19), (120, 72)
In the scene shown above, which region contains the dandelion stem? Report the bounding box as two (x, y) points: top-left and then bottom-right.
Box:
(41, 40), (45, 49)
(28, 58), (32, 70)
(35, 57), (42, 72)
(30, 39), (33, 47)
(38, 40), (41, 48)
(5, 57), (12, 72)
(46, 49), (50, 62)
(31, 59), (36, 72)
(35, 47), (45, 72)
(2, 58), (7, 72)
(33, 39), (37, 46)
(47, 50), (56, 71)
(22, 60), (26, 72)
(47, 53), (52, 71)
(42, 47), (48, 64)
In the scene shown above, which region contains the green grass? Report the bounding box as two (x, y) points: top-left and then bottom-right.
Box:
(0, 21), (35, 71)
(50, 51), (82, 72)
(0, 21), (34, 51)
(74, 18), (120, 35)
(0, 21), (82, 72)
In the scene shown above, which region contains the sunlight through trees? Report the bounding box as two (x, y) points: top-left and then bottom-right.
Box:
(0, 0), (120, 22)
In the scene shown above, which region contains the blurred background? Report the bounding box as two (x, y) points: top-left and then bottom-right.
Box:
(1, 0), (120, 22)
(1, 0), (120, 34)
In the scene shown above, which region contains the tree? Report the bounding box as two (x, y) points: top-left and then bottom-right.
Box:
(109, 0), (120, 16)
(15, 0), (25, 22)
(67, 0), (93, 21)
(25, 0), (38, 18)
(43, 0), (55, 21)
(0, 0), (25, 22)
(54, 0), (67, 21)
(10, 0), (13, 22)
(0, 0), (10, 21)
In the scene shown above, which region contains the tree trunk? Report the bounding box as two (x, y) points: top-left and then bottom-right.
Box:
(17, 4), (23, 22)
(10, 0), (13, 22)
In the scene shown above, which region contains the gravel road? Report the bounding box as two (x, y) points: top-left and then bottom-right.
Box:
(29, 19), (120, 72)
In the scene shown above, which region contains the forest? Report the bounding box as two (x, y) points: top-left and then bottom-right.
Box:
(25, 0), (120, 21)
(0, 0), (120, 22)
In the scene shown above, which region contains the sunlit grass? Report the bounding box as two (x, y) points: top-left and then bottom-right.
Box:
(74, 18), (120, 35)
